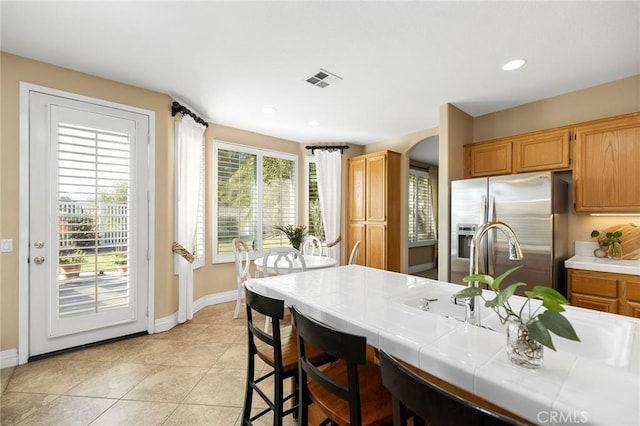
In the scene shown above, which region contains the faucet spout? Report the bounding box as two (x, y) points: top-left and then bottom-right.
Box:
(466, 221), (523, 326)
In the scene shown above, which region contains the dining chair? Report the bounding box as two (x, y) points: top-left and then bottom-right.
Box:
(302, 235), (323, 256)
(261, 247), (306, 277)
(348, 240), (361, 265)
(378, 349), (519, 426)
(242, 287), (330, 426)
(291, 305), (393, 426)
(232, 238), (251, 319)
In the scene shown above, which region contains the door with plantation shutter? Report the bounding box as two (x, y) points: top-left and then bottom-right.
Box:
(28, 90), (150, 357)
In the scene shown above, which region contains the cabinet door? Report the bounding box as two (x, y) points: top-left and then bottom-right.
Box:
(464, 139), (512, 178)
(348, 157), (366, 221)
(570, 294), (618, 314)
(569, 270), (618, 298)
(348, 223), (365, 266)
(622, 278), (640, 318)
(513, 128), (571, 173)
(365, 223), (386, 270)
(573, 113), (640, 213)
(366, 154), (387, 221)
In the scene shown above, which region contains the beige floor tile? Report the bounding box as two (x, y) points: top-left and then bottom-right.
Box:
(91, 399), (177, 426)
(123, 365), (208, 403)
(213, 343), (249, 369)
(1, 366), (15, 394)
(17, 395), (116, 425)
(117, 338), (228, 367)
(192, 324), (247, 344)
(163, 403), (241, 425)
(238, 408), (298, 426)
(149, 322), (209, 341)
(54, 336), (146, 363)
(0, 392), (58, 425)
(64, 362), (162, 398)
(183, 368), (248, 407)
(6, 358), (110, 394)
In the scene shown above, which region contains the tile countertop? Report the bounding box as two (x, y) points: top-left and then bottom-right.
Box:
(246, 265), (640, 426)
(565, 241), (640, 275)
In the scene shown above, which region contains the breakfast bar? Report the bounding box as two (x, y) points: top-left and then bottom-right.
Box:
(246, 265), (640, 426)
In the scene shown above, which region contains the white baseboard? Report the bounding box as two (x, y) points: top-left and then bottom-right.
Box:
(408, 262), (434, 274)
(154, 290), (238, 333)
(1, 348), (18, 369)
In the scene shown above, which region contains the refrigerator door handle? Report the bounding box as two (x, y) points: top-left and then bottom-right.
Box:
(488, 195), (496, 275)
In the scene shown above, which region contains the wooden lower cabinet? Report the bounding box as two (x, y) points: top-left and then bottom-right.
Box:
(567, 269), (640, 317)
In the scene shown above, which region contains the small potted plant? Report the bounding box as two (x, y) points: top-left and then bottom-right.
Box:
(273, 224), (307, 251)
(453, 266), (580, 368)
(114, 249), (128, 274)
(591, 229), (623, 260)
(59, 249), (85, 279)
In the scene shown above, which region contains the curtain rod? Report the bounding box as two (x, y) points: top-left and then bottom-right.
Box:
(305, 144), (350, 154)
(171, 101), (209, 127)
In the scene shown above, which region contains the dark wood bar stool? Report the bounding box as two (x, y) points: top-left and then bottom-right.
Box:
(378, 350), (521, 426)
(242, 287), (329, 425)
(291, 305), (393, 426)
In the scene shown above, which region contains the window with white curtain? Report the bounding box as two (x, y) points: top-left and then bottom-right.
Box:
(408, 168), (435, 245)
(213, 141), (298, 263)
(305, 157), (325, 241)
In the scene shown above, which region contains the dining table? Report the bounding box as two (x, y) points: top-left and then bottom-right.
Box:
(253, 253), (336, 275)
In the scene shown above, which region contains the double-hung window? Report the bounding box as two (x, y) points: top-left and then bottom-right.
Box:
(213, 141), (298, 262)
(408, 168), (435, 245)
(305, 157), (325, 241)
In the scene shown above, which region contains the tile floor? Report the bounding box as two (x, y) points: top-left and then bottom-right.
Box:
(0, 301), (297, 425)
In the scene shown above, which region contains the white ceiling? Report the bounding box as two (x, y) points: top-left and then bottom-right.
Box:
(2, 1), (638, 152)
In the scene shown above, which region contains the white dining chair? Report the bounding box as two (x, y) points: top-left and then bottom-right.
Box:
(348, 240), (361, 265)
(232, 238), (251, 319)
(302, 235), (323, 256)
(261, 247), (307, 277)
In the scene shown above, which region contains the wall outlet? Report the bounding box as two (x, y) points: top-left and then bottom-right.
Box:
(1, 239), (13, 253)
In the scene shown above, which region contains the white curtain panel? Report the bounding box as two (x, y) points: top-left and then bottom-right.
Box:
(176, 115), (204, 323)
(314, 150), (342, 262)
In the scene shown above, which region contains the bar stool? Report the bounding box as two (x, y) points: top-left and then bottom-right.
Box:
(378, 350), (520, 426)
(242, 287), (329, 425)
(291, 305), (393, 426)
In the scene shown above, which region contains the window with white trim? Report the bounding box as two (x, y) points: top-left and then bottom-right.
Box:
(213, 142), (298, 263)
(408, 168), (435, 244)
(305, 157), (325, 241)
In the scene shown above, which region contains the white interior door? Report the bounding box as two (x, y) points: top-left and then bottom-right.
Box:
(28, 91), (150, 357)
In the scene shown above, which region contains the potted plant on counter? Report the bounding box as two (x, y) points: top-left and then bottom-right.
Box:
(453, 266), (580, 369)
(591, 228), (623, 260)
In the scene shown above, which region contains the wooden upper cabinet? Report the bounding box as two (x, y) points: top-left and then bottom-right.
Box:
(348, 157), (366, 221)
(365, 153), (387, 221)
(513, 128), (571, 173)
(464, 139), (512, 178)
(573, 113), (640, 213)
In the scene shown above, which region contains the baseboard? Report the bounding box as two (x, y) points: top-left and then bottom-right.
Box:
(154, 290), (238, 333)
(408, 262), (434, 274)
(1, 348), (18, 369)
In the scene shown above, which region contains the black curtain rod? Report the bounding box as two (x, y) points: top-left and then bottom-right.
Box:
(305, 144), (349, 155)
(171, 101), (209, 127)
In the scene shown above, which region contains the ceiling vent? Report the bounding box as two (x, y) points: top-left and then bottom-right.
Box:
(305, 68), (343, 88)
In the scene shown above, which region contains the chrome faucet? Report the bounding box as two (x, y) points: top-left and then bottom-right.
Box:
(454, 221), (524, 326)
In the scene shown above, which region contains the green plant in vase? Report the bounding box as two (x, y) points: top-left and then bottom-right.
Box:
(273, 224), (307, 251)
(591, 229), (623, 259)
(453, 266), (580, 368)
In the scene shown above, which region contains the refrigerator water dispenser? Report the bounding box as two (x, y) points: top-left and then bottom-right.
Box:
(457, 224), (477, 259)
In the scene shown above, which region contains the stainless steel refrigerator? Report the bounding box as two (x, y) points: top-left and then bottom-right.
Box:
(450, 171), (568, 294)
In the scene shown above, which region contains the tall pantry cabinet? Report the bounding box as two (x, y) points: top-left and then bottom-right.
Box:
(348, 150), (401, 272)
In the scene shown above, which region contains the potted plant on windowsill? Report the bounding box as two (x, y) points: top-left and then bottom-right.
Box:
(59, 249), (86, 279)
(273, 224), (307, 251)
(453, 266), (580, 369)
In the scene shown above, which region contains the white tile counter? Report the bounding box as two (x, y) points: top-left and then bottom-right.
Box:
(246, 265), (640, 426)
(565, 241), (640, 275)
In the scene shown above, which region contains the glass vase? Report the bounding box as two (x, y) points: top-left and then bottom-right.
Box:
(608, 241), (623, 260)
(506, 318), (543, 368)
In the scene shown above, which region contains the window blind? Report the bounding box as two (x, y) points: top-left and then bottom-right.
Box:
(408, 169), (435, 243)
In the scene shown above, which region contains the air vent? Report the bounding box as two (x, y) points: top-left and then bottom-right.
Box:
(305, 68), (343, 88)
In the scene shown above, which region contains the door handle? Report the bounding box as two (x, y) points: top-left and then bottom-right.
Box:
(33, 256), (45, 264)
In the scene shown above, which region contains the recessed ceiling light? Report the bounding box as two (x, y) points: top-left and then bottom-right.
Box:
(262, 107), (276, 114)
(308, 121), (320, 126)
(502, 59), (526, 71)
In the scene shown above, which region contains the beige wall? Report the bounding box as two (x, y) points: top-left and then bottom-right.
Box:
(472, 75), (640, 253)
(0, 53), (305, 353)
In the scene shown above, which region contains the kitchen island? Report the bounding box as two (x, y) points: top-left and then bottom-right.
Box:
(246, 265), (640, 425)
